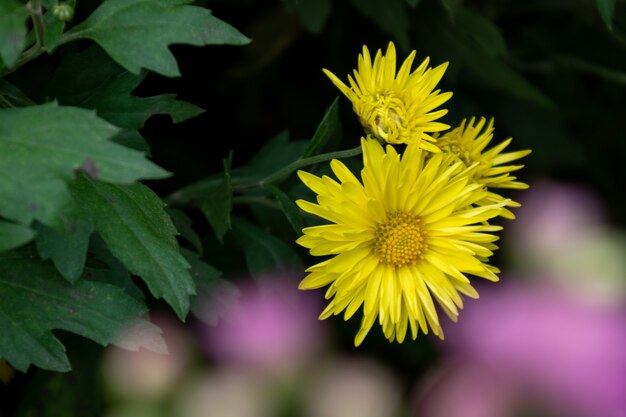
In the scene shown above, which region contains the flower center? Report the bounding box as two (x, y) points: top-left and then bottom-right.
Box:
(437, 137), (473, 167)
(361, 92), (407, 142)
(374, 211), (428, 268)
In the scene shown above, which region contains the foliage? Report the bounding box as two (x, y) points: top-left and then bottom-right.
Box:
(1, 0), (625, 415)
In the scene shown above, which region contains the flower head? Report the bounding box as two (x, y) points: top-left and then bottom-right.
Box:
(437, 117), (531, 218)
(296, 138), (506, 346)
(323, 42), (452, 151)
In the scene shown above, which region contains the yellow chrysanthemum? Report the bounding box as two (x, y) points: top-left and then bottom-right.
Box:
(437, 117), (531, 219)
(323, 42), (452, 152)
(296, 138), (507, 346)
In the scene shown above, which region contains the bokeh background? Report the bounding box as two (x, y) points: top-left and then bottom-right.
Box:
(4, 0), (626, 416)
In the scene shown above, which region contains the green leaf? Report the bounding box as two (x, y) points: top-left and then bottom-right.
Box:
(231, 217), (302, 277)
(405, 0), (420, 7)
(596, 0), (615, 30)
(70, 175), (195, 320)
(167, 208), (203, 253)
(34, 213), (93, 283)
(349, 0), (410, 50)
(236, 131), (309, 179)
(456, 8), (506, 57)
(0, 221), (35, 253)
(430, 17), (552, 108)
(266, 185), (304, 235)
(0, 249), (150, 372)
(48, 46), (204, 130)
(87, 237), (146, 301)
(82, 72), (204, 130)
(439, 0), (462, 18)
(0, 0), (29, 68)
(67, 0), (250, 77)
(14, 338), (106, 417)
(168, 133), (308, 205)
(111, 130), (151, 155)
(302, 97), (341, 158)
(0, 102), (169, 226)
(0, 79), (34, 108)
(283, 0), (332, 34)
(199, 155), (232, 243)
(43, 13), (65, 51)
(181, 248), (237, 325)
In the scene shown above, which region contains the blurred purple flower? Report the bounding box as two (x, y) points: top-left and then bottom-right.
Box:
(414, 361), (517, 417)
(418, 280), (626, 417)
(200, 275), (326, 371)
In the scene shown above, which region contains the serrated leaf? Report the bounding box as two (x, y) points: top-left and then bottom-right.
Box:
(34, 212), (93, 283)
(0, 0), (29, 68)
(199, 155), (232, 242)
(266, 185), (304, 235)
(283, 0), (332, 34)
(167, 208), (203, 253)
(0, 102), (169, 226)
(87, 237), (146, 301)
(48, 46), (204, 130)
(67, 0), (250, 77)
(71, 175), (195, 319)
(456, 8), (506, 57)
(84, 72), (204, 130)
(111, 130), (151, 155)
(232, 217), (302, 277)
(302, 97), (341, 158)
(0, 249), (150, 372)
(0, 221), (35, 253)
(348, 0), (410, 50)
(596, 0), (615, 30)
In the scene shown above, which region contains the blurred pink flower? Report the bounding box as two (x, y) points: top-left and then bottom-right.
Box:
(422, 280), (626, 417)
(509, 180), (606, 252)
(414, 361), (517, 417)
(200, 275), (325, 371)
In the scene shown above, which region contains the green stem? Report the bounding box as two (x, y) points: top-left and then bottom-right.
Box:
(28, 0), (45, 48)
(234, 146), (363, 191)
(1, 0), (48, 78)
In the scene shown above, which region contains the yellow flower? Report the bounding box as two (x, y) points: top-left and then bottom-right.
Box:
(437, 117), (531, 219)
(296, 138), (506, 346)
(323, 42), (452, 152)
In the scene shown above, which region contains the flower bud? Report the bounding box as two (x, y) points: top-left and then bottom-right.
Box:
(52, 3), (74, 22)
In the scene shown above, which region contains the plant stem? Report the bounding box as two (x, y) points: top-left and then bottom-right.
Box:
(1, 1), (47, 78)
(28, 0), (45, 48)
(234, 146), (363, 191)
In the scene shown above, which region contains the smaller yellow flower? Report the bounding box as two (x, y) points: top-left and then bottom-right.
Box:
(323, 42), (452, 151)
(437, 117), (531, 219)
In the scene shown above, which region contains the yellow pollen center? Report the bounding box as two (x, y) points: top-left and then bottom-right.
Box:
(374, 211), (428, 268)
(438, 135), (482, 168)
